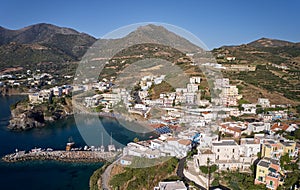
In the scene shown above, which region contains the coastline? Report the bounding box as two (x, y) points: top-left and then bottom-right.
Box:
(2, 95), (159, 190)
(89, 162), (111, 190)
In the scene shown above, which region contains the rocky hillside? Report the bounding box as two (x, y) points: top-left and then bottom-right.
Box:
(213, 37), (300, 69)
(213, 38), (300, 105)
(8, 97), (73, 131)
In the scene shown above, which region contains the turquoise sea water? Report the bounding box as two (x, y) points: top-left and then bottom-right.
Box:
(0, 95), (155, 190)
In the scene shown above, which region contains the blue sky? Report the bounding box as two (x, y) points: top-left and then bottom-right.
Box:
(1, 0), (299, 49)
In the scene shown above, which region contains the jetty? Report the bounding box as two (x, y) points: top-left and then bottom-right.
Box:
(2, 149), (120, 163)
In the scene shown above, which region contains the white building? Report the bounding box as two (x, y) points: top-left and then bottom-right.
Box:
(187, 84), (199, 93)
(150, 139), (164, 149)
(101, 93), (121, 105)
(190, 76), (201, 84)
(241, 104), (257, 115)
(212, 140), (240, 161)
(197, 134), (218, 148)
(52, 86), (62, 96)
(152, 138), (192, 158)
(184, 92), (196, 104)
(84, 94), (103, 107)
(257, 98), (270, 108)
(240, 138), (261, 157)
(176, 88), (188, 94)
(194, 140), (254, 171)
(221, 85), (239, 97)
(248, 122), (270, 133)
(154, 75), (165, 85)
(214, 78), (229, 89)
(28, 90), (51, 103)
(134, 103), (147, 110)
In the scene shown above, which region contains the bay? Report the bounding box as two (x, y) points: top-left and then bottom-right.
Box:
(0, 95), (156, 190)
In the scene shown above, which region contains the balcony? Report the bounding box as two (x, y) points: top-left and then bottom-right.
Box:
(266, 184), (275, 190)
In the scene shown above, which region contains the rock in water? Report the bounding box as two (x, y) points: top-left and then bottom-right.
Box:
(8, 110), (45, 131)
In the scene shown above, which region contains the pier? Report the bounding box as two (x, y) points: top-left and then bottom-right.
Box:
(2, 150), (119, 163)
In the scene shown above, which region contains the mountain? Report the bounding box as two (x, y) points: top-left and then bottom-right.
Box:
(0, 23), (97, 71)
(126, 24), (203, 53)
(0, 23), (84, 45)
(80, 24), (203, 81)
(0, 23), (299, 105)
(213, 37), (300, 69)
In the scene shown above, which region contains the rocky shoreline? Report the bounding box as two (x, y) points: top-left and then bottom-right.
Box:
(7, 95), (73, 131)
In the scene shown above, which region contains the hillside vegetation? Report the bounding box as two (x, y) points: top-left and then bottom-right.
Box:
(213, 38), (300, 105)
(109, 157), (179, 190)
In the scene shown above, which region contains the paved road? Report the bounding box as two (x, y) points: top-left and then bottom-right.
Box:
(177, 157), (206, 190)
(176, 157), (186, 178)
(101, 155), (122, 190)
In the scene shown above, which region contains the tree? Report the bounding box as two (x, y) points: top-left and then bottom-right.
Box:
(133, 137), (139, 143)
(199, 158), (218, 189)
(257, 152), (262, 159)
(294, 129), (300, 140)
(250, 164), (255, 175)
(280, 153), (291, 168)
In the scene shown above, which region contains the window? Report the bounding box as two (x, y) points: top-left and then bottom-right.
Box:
(233, 149), (235, 153)
(217, 149), (220, 152)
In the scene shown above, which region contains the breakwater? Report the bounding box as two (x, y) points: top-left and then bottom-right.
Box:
(2, 150), (119, 163)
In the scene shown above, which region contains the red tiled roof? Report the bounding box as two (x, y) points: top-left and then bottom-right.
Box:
(178, 139), (191, 146)
(271, 123), (289, 131)
(150, 124), (165, 129)
(220, 125), (241, 133)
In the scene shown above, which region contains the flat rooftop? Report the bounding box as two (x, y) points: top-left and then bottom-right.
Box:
(212, 140), (237, 146)
(158, 181), (187, 190)
(280, 141), (293, 147)
(258, 160), (270, 168)
(199, 149), (213, 154)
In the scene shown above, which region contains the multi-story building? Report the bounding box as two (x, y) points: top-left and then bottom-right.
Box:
(219, 125), (242, 138)
(257, 98), (270, 108)
(214, 78), (229, 89)
(194, 139), (256, 172)
(212, 140), (240, 161)
(247, 122), (271, 133)
(187, 84), (199, 93)
(255, 158), (283, 190)
(190, 76), (201, 84)
(261, 139), (297, 159)
(221, 85), (239, 97)
(240, 138), (261, 157)
(261, 140), (282, 159)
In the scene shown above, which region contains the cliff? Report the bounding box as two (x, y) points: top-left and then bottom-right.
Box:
(7, 97), (73, 131)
